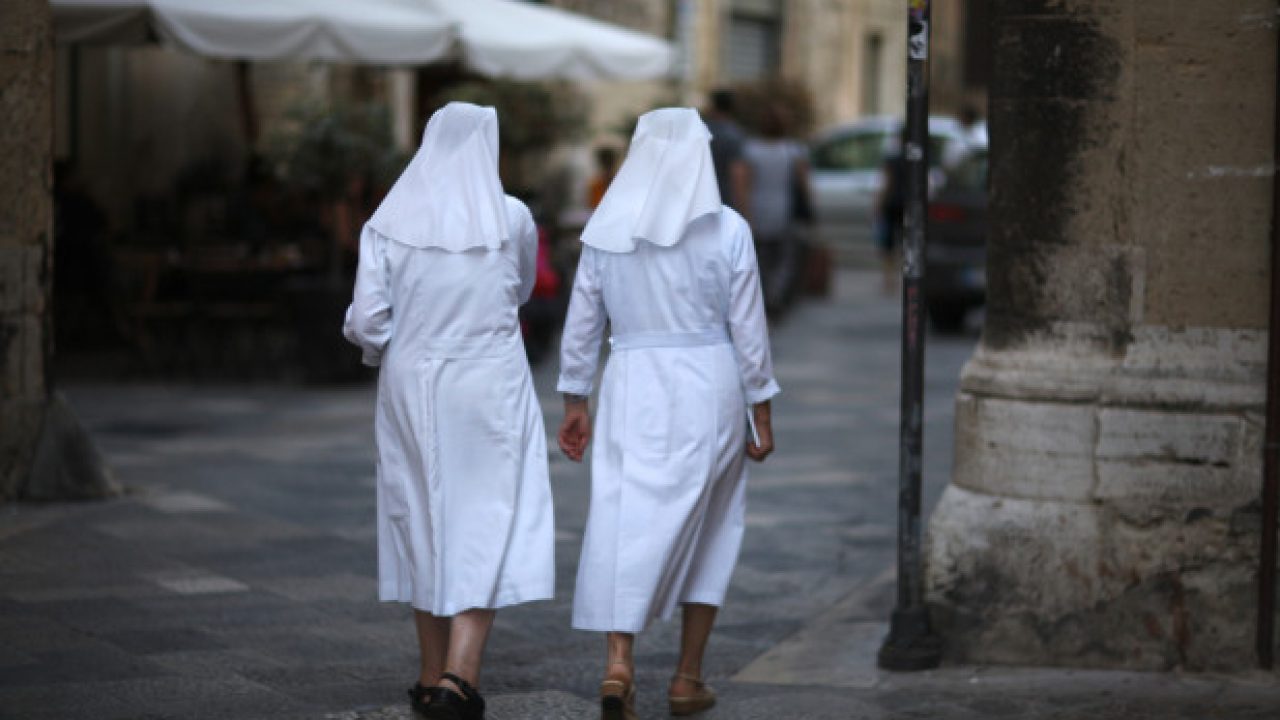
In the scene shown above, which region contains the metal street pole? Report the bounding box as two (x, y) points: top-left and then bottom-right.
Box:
(878, 0), (942, 672)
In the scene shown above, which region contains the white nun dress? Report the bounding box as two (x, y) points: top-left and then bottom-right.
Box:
(343, 102), (554, 616)
(558, 108), (780, 632)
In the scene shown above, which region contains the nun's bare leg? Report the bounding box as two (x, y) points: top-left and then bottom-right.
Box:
(440, 608), (496, 690)
(606, 631), (636, 683)
(413, 611), (450, 686)
(670, 603), (717, 696)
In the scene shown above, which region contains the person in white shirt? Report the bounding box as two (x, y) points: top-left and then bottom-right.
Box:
(942, 104), (988, 169)
(343, 102), (553, 720)
(557, 107), (780, 719)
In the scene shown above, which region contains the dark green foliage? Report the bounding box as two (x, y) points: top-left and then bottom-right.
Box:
(265, 100), (408, 200)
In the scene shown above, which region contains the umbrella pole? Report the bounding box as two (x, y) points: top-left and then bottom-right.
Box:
(235, 61), (258, 147)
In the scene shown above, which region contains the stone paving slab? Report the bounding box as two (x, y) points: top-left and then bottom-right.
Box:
(323, 690), (598, 720)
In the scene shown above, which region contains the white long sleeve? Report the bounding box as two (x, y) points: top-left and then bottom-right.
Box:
(342, 225), (394, 367)
(724, 219), (781, 405)
(514, 204), (538, 305)
(556, 248), (608, 396)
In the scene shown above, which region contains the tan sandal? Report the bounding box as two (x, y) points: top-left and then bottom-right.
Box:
(668, 673), (716, 716)
(600, 678), (637, 720)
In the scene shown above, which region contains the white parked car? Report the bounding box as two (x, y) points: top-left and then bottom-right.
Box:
(809, 115), (982, 227)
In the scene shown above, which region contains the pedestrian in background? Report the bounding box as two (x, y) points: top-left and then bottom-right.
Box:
(874, 127), (909, 295)
(343, 102), (554, 720)
(703, 89), (750, 211)
(742, 103), (813, 315)
(557, 108), (780, 720)
(586, 145), (619, 209)
(942, 104), (986, 169)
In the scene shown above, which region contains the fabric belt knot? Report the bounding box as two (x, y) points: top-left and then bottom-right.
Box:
(609, 327), (730, 351)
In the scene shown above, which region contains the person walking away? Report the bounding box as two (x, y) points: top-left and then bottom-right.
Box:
(343, 102), (554, 720)
(874, 127), (909, 295)
(742, 104), (812, 314)
(556, 107), (780, 720)
(703, 89), (750, 212)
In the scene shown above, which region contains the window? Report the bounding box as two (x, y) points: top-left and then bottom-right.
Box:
(812, 132), (886, 171)
(862, 33), (883, 115)
(812, 129), (965, 172)
(948, 150), (989, 192)
(722, 0), (781, 82)
(927, 135), (952, 169)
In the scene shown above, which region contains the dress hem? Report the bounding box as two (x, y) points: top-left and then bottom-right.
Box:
(380, 587), (555, 617)
(571, 594), (725, 634)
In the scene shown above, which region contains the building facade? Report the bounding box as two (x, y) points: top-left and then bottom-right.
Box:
(568, 0), (918, 138)
(691, 0), (980, 128)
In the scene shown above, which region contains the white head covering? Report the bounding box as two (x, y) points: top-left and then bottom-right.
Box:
(366, 102), (508, 251)
(579, 107), (722, 253)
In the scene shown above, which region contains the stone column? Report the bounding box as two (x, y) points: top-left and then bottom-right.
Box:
(0, 0), (111, 501)
(0, 0), (55, 499)
(925, 1), (1276, 671)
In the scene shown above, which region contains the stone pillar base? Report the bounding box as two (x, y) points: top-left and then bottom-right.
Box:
(925, 326), (1273, 671)
(11, 393), (116, 502)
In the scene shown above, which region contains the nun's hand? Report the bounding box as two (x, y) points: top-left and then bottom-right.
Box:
(559, 397), (592, 462)
(746, 401), (774, 462)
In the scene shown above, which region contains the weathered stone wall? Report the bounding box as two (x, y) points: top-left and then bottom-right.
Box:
(0, 0), (53, 499)
(925, 0), (1277, 670)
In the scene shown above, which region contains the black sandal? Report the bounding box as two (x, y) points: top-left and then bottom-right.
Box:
(423, 672), (485, 720)
(408, 681), (433, 716)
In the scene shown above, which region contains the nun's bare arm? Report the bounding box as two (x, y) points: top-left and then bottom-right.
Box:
(746, 401), (774, 462)
(559, 395), (592, 462)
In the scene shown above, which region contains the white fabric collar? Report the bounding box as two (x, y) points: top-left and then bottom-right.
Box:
(366, 102), (509, 251)
(579, 107), (722, 254)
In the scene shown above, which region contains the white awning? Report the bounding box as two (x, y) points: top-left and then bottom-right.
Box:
(434, 0), (673, 82)
(53, 0), (455, 65)
(50, 0), (674, 81)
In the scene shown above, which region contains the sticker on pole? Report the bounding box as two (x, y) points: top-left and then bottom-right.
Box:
(909, 0), (929, 60)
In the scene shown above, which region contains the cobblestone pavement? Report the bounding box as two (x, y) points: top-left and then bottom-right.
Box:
(2, 271), (1276, 719)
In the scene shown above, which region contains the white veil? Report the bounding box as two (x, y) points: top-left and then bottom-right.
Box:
(579, 107), (722, 253)
(366, 102), (509, 251)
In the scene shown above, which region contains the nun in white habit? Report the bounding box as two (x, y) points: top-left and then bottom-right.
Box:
(557, 107), (779, 719)
(343, 102), (553, 720)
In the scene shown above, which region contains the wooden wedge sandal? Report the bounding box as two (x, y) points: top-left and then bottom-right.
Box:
(599, 678), (638, 720)
(668, 673), (716, 716)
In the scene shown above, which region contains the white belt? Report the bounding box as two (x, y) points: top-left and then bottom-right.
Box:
(609, 327), (730, 351)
